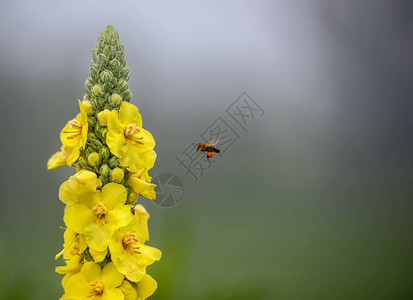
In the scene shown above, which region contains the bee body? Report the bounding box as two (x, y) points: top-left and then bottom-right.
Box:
(195, 140), (220, 160)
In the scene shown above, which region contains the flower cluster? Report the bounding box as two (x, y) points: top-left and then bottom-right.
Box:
(48, 25), (161, 300)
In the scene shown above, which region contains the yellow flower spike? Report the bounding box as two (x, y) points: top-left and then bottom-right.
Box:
(59, 170), (102, 205)
(109, 207), (161, 282)
(120, 280), (138, 300)
(106, 102), (156, 172)
(64, 182), (133, 252)
(88, 152), (101, 167)
(64, 262), (124, 300)
(82, 99), (93, 114)
(97, 109), (111, 126)
(111, 167), (124, 183)
(136, 274), (158, 300)
(128, 170), (156, 200)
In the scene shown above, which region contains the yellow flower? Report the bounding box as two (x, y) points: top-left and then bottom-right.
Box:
(136, 274), (158, 300)
(55, 229), (87, 275)
(109, 205), (161, 282)
(59, 170), (102, 205)
(127, 169), (156, 200)
(106, 102), (156, 172)
(47, 145), (73, 169)
(64, 183), (133, 252)
(47, 100), (88, 168)
(64, 262), (124, 300)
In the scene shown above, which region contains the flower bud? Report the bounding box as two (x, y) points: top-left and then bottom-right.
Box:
(92, 49), (97, 61)
(126, 190), (137, 205)
(108, 156), (119, 168)
(120, 67), (129, 78)
(99, 146), (110, 161)
(88, 152), (101, 167)
(101, 127), (108, 140)
(110, 93), (122, 106)
(82, 100), (93, 114)
(97, 109), (111, 126)
(110, 58), (120, 76)
(90, 63), (99, 81)
(85, 77), (94, 90)
(96, 97), (105, 109)
(87, 132), (98, 142)
(97, 53), (108, 65)
(91, 138), (103, 150)
(100, 164), (110, 183)
(92, 85), (103, 96)
(116, 51), (125, 63)
(100, 70), (113, 83)
(117, 79), (128, 92)
(88, 116), (97, 128)
(94, 123), (103, 139)
(111, 168), (124, 183)
(124, 90), (133, 102)
(104, 45), (112, 58)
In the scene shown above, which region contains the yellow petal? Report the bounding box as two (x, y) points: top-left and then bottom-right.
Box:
(101, 288), (124, 300)
(47, 151), (66, 170)
(101, 183), (128, 209)
(89, 248), (108, 263)
(78, 99), (88, 148)
(101, 262), (124, 288)
(80, 261), (101, 281)
(136, 274), (158, 299)
(119, 102), (142, 127)
(106, 205), (134, 230)
(84, 221), (113, 252)
(64, 204), (95, 234)
(120, 280), (138, 300)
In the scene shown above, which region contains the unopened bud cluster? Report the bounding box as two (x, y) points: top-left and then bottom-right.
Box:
(47, 25), (160, 300)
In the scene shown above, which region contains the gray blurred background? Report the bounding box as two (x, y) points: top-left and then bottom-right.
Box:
(0, 0), (412, 299)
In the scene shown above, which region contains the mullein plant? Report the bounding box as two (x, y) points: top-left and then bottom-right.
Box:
(47, 25), (161, 300)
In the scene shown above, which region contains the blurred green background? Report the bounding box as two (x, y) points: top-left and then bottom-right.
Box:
(1, 0), (412, 299)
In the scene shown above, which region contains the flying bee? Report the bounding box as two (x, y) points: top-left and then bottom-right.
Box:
(194, 139), (220, 160)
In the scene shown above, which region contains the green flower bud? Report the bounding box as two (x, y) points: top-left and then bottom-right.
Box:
(92, 85), (103, 96)
(111, 167), (124, 183)
(101, 127), (108, 140)
(87, 132), (98, 142)
(104, 45), (112, 58)
(117, 79), (128, 92)
(99, 146), (110, 161)
(102, 83), (112, 93)
(123, 90), (133, 102)
(85, 77), (94, 90)
(120, 67), (129, 78)
(110, 59), (121, 76)
(108, 156), (119, 168)
(100, 164), (110, 183)
(94, 123), (103, 139)
(100, 70), (113, 83)
(110, 93), (122, 106)
(90, 63), (99, 81)
(92, 49), (97, 61)
(116, 51), (125, 63)
(96, 97), (105, 109)
(88, 116), (97, 128)
(97, 53), (108, 65)
(88, 152), (101, 167)
(91, 138), (103, 150)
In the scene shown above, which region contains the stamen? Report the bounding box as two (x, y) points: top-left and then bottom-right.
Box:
(88, 280), (104, 299)
(69, 119), (82, 128)
(92, 202), (107, 225)
(122, 232), (142, 254)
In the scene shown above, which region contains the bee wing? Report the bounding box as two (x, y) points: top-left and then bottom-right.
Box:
(207, 138), (219, 146)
